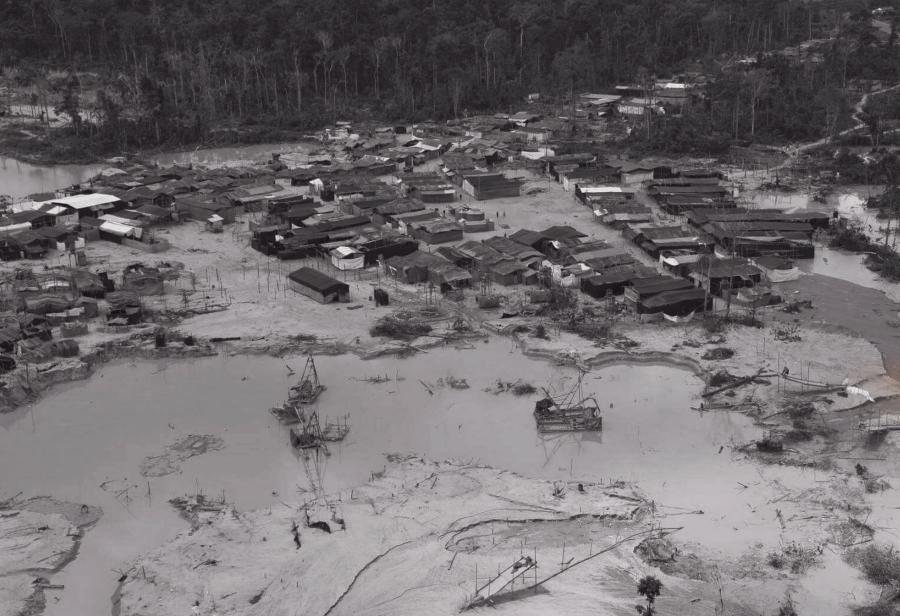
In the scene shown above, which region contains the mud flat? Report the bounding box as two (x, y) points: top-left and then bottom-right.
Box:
(113, 454), (884, 616)
(0, 497), (101, 616)
(0, 339), (772, 616)
(114, 456), (657, 616)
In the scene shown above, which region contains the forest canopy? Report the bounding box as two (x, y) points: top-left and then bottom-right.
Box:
(0, 0), (898, 152)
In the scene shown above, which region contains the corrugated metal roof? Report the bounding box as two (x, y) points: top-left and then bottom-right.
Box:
(51, 193), (121, 210)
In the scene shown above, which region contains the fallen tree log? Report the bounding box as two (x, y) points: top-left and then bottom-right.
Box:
(702, 369), (766, 398)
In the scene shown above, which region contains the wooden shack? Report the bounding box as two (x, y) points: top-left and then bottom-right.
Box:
(287, 267), (350, 304)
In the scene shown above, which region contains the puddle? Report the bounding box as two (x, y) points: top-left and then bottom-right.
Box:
(0, 341), (871, 615)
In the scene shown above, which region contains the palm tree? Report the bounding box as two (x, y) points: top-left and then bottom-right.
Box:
(636, 575), (663, 615)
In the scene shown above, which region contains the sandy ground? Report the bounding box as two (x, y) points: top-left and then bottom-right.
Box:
(775, 275), (900, 380)
(0, 498), (101, 616)
(115, 454), (835, 616)
(116, 457), (659, 616)
(114, 454), (885, 616)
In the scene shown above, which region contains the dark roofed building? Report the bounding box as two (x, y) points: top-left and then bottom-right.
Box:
(691, 257), (763, 296)
(176, 196), (239, 224)
(460, 173), (522, 200)
(580, 264), (656, 297)
(640, 288), (710, 316)
(540, 226), (587, 241)
(287, 267), (350, 304)
(509, 229), (544, 250)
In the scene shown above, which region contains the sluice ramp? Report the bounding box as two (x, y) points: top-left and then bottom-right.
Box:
(471, 556), (536, 605)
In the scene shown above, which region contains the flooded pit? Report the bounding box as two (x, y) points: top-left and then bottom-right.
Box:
(0, 341), (872, 615)
(0, 155), (101, 199)
(0, 141), (313, 200)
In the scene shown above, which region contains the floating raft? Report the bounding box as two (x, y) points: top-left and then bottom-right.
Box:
(533, 397), (602, 433)
(859, 415), (900, 433)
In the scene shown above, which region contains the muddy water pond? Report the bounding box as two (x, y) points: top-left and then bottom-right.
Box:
(0, 342), (854, 615)
(0, 155), (101, 199)
(0, 141), (313, 199)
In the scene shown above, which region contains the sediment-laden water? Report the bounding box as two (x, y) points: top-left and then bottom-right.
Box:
(0, 340), (849, 616)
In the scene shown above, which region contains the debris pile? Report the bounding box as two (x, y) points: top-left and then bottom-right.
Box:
(701, 347), (734, 360)
(486, 379), (537, 396)
(436, 375), (470, 390)
(369, 312), (433, 340)
(766, 541), (823, 574)
(170, 493), (230, 528)
(140, 434), (225, 477)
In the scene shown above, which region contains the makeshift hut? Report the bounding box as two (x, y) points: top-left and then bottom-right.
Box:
(330, 246), (366, 270)
(287, 267), (350, 304)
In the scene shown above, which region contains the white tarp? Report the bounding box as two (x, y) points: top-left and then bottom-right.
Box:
(559, 274), (578, 288)
(578, 185), (624, 194)
(331, 253), (364, 270)
(100, 213), (144, 227)
(846, 386), (876, 403)
(520, 148), (554, 160)
(0, 222), (32, 233)
(330, 246), (365, 270)
(100, 220), (136, 237)
(663, 311), (696, 323)
(765, 267), (802, 283)
(661, 253), (702, 267)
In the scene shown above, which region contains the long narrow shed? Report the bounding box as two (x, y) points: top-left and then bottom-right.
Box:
(287, 267), (350, 304)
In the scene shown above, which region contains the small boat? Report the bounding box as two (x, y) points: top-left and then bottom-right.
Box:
(271, 402), (303, 425)
(289, 355), (326, 404)
(533, 372), (602, 433)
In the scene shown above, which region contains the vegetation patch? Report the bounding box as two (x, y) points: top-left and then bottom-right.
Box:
(701, 347), (734, 360)
(370, 313), (433, 340)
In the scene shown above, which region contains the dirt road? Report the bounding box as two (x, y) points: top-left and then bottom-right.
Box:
(777, 80), (900, 168)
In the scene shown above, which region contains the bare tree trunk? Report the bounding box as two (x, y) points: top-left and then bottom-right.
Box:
(294, 52), (303, 112)
(313, 61), (319, 97)
(374, 54), (380, 99)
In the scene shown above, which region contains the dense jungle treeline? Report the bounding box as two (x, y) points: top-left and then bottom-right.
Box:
(0, 0), (898, 154)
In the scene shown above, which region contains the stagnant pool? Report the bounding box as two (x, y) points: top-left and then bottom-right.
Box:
(0, 340), (869, 615)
